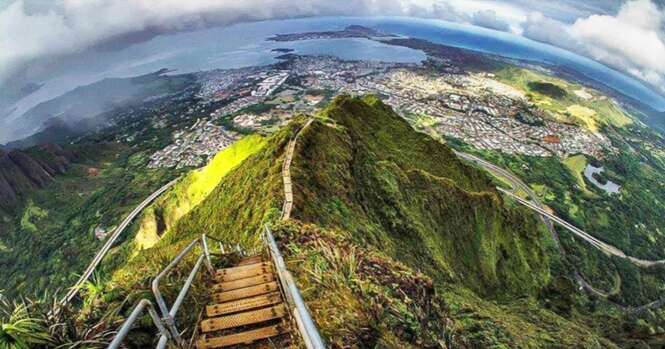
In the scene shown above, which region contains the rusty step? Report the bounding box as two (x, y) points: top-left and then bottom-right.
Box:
(213, 281), (280, 303)
(238, 256), (264, 266)
(196, 323), (290, 349)
(200, 304), (287, 333)
(206, 292), (282, 317)
(215, 263), (272, 282)
(216, 262), (270, 276)
(212, 273), (275, 293)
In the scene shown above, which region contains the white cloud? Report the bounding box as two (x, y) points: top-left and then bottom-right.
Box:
(0, 0), (530, 86)
(1, 0), (665, 97)
(0, 0), (395, 83)
(472, 9), (511, 32)
(569, 0), (665, 76)
(519, 0), (665, 95)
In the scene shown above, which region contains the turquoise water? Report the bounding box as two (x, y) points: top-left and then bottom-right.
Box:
(9, 16), (665, 125)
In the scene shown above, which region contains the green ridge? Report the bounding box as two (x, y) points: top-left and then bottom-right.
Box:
(101, 96), (618, 348)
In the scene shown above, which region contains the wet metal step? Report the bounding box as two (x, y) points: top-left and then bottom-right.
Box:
(212, 281), (280, 303)
(206, 292), (282, 317)
(200, 304), (287, 333)
(196, 323), (290, 348)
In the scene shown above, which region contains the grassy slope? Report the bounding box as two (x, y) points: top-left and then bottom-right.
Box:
(101, 96), (619, 347)
(562, 154), (593, 195)
(133, 135), (267, 250)
(283, 95), (612, 347)
(292, 96), (548, 296)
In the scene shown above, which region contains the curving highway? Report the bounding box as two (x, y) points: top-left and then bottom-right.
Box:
(60, 178), (179, 305)
(454, 150), (665, 267)
(455, 150), (665, 311)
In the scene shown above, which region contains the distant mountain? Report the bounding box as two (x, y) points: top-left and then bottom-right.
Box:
(3, 69), (194, 145)
(0, 144), (77, 210)
(4, 118), (79, 150)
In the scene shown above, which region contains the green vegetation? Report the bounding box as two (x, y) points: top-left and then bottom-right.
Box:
(0, 143), (175, 298)
(18, 201), (48, 234)
(0, 296), (50, 348)
(292, 95), (550, 297)
(563, 154), (592, 194)
(527, 81), (567, 99)
(77, 95), (594, 347)
(494, 67), (633, 131)
(7, 93), (660, 347)
(0, 292), (115, 348)
(133, 134), (267, 250)
(445, 127), (665, 346)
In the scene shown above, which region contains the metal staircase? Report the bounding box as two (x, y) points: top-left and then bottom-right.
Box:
(107, 226), (324, 349)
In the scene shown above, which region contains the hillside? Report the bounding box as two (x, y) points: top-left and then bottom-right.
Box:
(0, 144), (78, 210)
(94, 95), (624, 348)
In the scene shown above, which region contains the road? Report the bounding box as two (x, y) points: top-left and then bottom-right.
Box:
(61, 178), (179, 305)
(497, 187), (665, 268)
(453, 151), (559, 242)
(455, 150), (665, 311)
(454, 150), (665, 267)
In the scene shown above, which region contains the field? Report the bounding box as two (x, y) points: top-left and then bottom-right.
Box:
(493, 67), (633, 131)
(563, 154), (592, 194)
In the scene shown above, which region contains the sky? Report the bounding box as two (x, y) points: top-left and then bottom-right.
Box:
(1, 0), (665, 98)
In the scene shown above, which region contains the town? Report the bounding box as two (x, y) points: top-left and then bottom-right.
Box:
(146, 53), (614, 168)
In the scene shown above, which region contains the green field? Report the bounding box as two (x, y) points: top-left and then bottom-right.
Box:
(563, 154), (593, 194)
(493, 67), (633, 131)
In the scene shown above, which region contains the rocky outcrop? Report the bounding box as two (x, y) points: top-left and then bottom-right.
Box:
(0, 144), (74, 210)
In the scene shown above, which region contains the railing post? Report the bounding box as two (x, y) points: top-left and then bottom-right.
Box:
(107, 299), (171, 349)
(201, 234), (214, 274)
(151, 238), (200, 346)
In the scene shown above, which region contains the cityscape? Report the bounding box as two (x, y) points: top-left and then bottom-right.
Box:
(148, 54), (615, 168)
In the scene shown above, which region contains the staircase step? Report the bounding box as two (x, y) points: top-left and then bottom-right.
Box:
(213, 282), (280, 303)
(216, 262), (270, 275)
(215, 262), (272, 282)
(196, 323), (290, 348)
(212, 273), (275, 292)
(238, 256), (264, 266)
(206, 292), (282, 317)
(200, 304), (287, 333)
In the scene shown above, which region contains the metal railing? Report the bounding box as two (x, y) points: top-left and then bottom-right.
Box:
(108, 234), (221, 349)
(263, 225), (325, 349)
(108, 228), (324, 349)
(62, 179), (178, 305)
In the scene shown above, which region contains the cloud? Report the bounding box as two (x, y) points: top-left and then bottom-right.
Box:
(1, 0), (665, 98)
(471, 9), (511, 31)
(0, 0), (396, 84)
(520, 0), (665, 95)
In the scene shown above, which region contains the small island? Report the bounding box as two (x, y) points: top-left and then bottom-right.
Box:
(268, 25), (395, 42)
(271, 48), (294, 53)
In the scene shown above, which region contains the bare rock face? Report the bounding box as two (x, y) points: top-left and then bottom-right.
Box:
(0, 144), (75, 210)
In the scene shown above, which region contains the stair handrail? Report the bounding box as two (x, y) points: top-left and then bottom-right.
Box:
(62, 178), (179, 306)
(107, 299), (171, 348)
(263, 225), (325, 349)
(107, 234), (216, 349)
